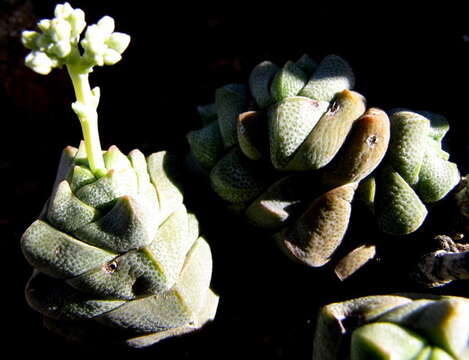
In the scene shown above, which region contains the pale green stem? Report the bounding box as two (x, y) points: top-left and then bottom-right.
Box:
(66, 64), (106, 176)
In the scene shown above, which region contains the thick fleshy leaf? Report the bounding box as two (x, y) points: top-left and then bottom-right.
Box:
(73, 195), (158, 253)
(248, 60), (279, 109)
(376, 299), (436, 323)
(26, 271), (126, 321)
(215, 83), (249, 147)
(423, 347), (455, 360)
(128, 149), (151, 190)
(126, 289), (219, 348)
(299, 54), (355, 101)
(294, 54), (317, 76)
(270, 60), (309, 102)
(146, 204), (196, 290)
(73, 141), (89, 167)
(375, 166), (428, 235)
(322, 108), (390, 187)
(21, 220), (116, 279)
(187, 121), (224, 169)
(355, 176), (376, 212)
(128, 149), (160, 219)
(286, 90), (366, 171)
(67, 248), (167, 300)
(68, 164), (96, 192)
(147, 151), (184, 220)
(74, 167), (138, 210)
(419, 111), (450, 142)
(104, 145), (133, 172)
(197, 103), (217, 125)
(415, 144), (460, 203)
(334, 244), (376, 281)
(187, 212), (200, 242)
(210, 147), (269, 203)
(279, 182), (356, 267)
(237, 111), (269, 161)
(312, 295), (413, 360)
(378, 298), (469, 359)
(51, 145), (78, 193)
(172, 237), (214, 319)
(350, 322), (427, 360)
(388, 111), (430, 186)
(245, 173), (319, 229)
(269, 96), (329, 170)
(47, 180), (100, 233)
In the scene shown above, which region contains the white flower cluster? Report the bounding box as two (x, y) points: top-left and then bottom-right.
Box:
(81, 16), (130, 67)
(22, 3), (85, 74)
(21, 2), (130, 75)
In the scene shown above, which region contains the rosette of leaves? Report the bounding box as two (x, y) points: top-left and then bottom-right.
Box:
(368, 110), (460, 235)
(20, 3), (218, 347)
(187, 54), (389, 277)
(312, 294), (469, 359)
(187, 54), (460, 278)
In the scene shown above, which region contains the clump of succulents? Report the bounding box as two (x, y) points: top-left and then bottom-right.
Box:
(20, 3), (218, 347)
(312, 294), (469, 359)
(187, 53), (460, 278)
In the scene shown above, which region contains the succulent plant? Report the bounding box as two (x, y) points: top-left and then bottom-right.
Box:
(187, 54), (460, 278)
(20, 3), (218, 347)
(371, 110), (460, 235)
(312, 294), (469, 359)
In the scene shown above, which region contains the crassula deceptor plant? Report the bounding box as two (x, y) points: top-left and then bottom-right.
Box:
(187, 54), (460, 278)
(312, 294), (469, 359)
(20, 3), (218, 347)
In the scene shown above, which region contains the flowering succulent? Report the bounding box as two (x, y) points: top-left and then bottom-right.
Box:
(187, 54), (460, 278)
(20, 3), (218, 347)
(312, 294), (469, 359)
(22, 2), (129, 74)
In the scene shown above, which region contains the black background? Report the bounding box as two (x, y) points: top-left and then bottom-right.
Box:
(1, 1), (469, 358)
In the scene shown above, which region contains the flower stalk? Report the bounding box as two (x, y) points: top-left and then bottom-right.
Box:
(67, 64), (105, 175)
(21, 2), (130, 176)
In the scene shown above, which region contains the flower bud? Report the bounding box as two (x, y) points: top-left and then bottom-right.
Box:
(38, 19), (51, 32)
(97, 16), (115, 36)
(21, 30), (39, 50)
(103, 48), (122, 65)
(25, 51), (58, 75)
(54, 2), (74, 18)
(69, 9), (86, 39)
(50, 18), (72, 42)
(106, 32), (131, 54)
(52, 39), (72, 58)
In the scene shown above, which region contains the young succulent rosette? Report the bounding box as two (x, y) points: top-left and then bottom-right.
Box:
(187, 54), (460, 278)
(370, 110), (460, 235)
(20, 3), (218, 347)
(312, 294), (469, 359)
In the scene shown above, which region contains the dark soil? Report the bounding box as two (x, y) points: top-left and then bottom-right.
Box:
(1, 1), (469, 359)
